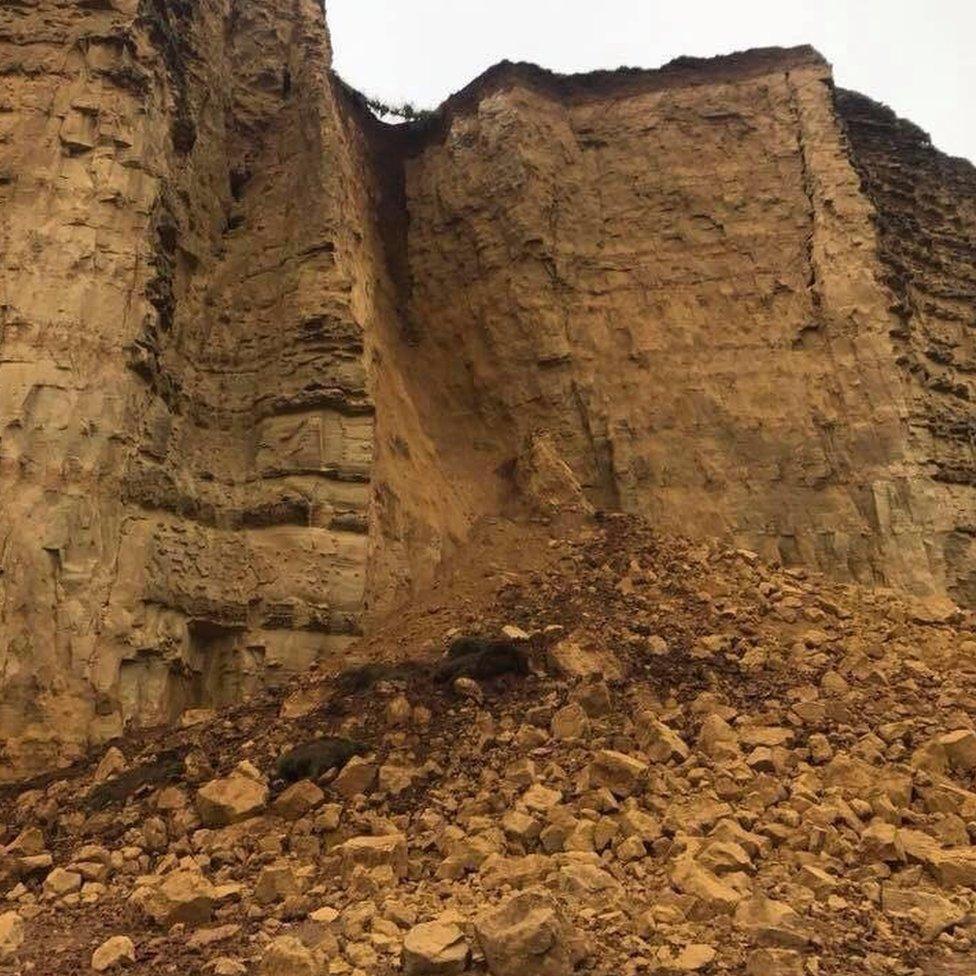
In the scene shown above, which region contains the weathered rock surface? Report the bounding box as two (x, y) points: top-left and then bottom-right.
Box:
(130, 870), (217, 927)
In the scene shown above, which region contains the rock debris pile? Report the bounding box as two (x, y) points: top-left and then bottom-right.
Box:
(0, 515), (975, 975)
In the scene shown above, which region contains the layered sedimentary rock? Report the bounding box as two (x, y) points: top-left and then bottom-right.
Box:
(836, 91), (976, 604)
(0, 0), (440, 773)
(389, 53), (967, 598)
(1, 0), (974, 774)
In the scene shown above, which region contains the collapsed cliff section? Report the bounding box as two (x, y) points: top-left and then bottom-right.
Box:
(360, 46), (949, 594)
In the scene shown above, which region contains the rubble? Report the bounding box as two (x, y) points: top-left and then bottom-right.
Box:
(0, 515), (975, 974)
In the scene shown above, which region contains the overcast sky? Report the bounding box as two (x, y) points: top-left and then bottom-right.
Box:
(329, 0), (974, 163)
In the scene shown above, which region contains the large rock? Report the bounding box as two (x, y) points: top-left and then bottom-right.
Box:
(475, 889), (583, 976)
(336, 835), (408, 879)
(746, 948), (805, 976)
(273, 779), (324, 820)
(916, 730), (976, 775)
(91, 936), (136, 972)
(882, 885), (967, 939)
(0, 912), (24, 957)
(669, 858), (742, 916)
(733, 896), (808, 949)
(131, 871), (217, 927)
(402, 921), (470, 975)
(638, 718), (690, 763)
(587, 750), (648, 798)
(331, 757), (378, 799)
(254, 862), (305, 905)
(259, 936), (322, 976)
(196, 777), (268, 827)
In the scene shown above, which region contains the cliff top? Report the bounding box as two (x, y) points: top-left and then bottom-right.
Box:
(338, 44), (829, 147)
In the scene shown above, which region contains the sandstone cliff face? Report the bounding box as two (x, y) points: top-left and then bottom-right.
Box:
(837, 90), (976, 606)
(1, 1), (974, 775)
(393, 53), (955, 597)
(0, 0), (437, 774)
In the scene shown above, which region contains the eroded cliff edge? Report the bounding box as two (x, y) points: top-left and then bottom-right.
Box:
(1, 0), (974, 775)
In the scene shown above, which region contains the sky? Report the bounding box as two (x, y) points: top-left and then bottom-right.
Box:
(329, 0), (975, 163)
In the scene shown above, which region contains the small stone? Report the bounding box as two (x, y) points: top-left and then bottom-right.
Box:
(745, 746), (776, 772)
(615, 835), (646, 863)
(523, 783), (563, 812)
(638, 718), (690, 763)
(130, 871), (217, 927)
(378, 764), (416, 795)
(386, 694), (413, 726)
(213, 959), (247, 976)
(746, 948), (805, 976)
(807, 734), (833, 764)
(734, 895), (808, 949)
(452, 677), (484, 703)
(861, 822), (906, 864)
(697, 715), (740, 760)
(882, 885), (966, 939)
(180, 708), (215, 728)
(573, 679), (612, 718)
(4, 827), (45, 857)
(258, 935), (319, 976)
(655, 943), (716, 972)
(797, 864), (837, 897)
(93, 747), (127, 783)
(820, 671), (850, 696)
(91, 935), (136, 971)
(939, 730), (976, 772)
(501, 810), (541, 842)
(669, 858), (741, 916)
(336, 834), (408, 879)
(186, 925), (240, 950)
(254, 862), (304, 905)
(618, 806), (662, 844)
(43, 867), (82, 899)
(474, 888), (580, 976)
(549, 639), (621, 680)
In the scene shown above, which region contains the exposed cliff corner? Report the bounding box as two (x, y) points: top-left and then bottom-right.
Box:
(0, 0), (974, 775)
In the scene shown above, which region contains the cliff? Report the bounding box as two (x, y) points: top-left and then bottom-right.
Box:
(1, 0), (974, 775)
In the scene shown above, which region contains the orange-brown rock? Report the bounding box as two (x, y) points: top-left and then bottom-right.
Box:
(0, 0), (974, 776)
